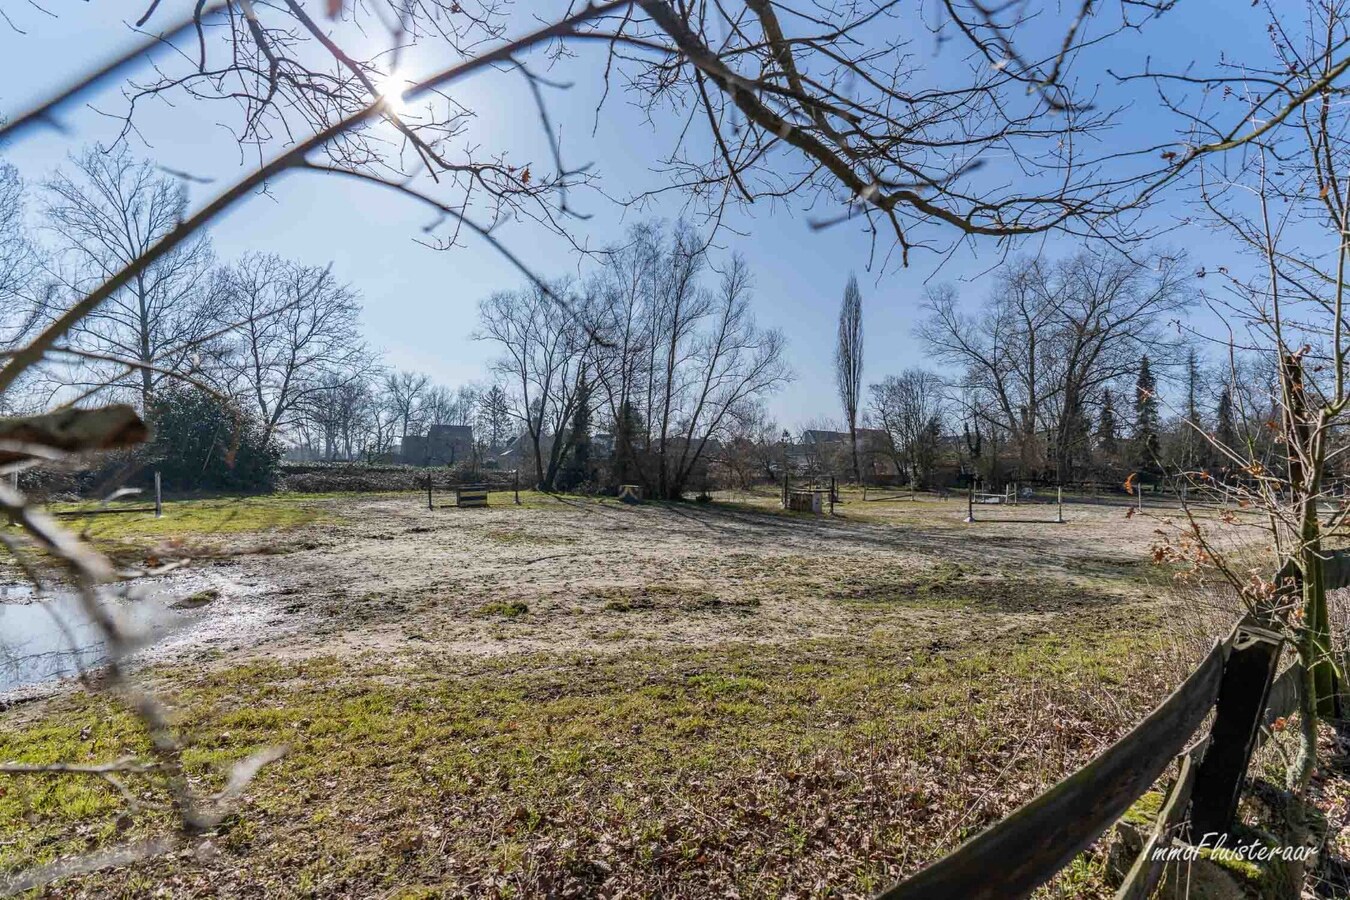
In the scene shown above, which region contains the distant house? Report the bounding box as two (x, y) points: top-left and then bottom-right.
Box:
(400, 424), (475, 466)
(494, 431), (553, 470)
(801, 428), (850, 446)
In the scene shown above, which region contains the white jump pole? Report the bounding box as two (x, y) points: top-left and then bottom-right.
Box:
(1056, 486), (1064, 524)
(154, 470), (162, 518)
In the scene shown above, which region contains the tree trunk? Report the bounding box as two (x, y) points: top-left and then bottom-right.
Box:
(1283, 354), (1334, 791)
(849, 424), (860, 484)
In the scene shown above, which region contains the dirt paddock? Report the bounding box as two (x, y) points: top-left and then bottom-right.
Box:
(0, 489), (1248, 898)
(215, 489), (1193, 663)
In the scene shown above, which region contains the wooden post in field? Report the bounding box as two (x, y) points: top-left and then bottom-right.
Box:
(782, 472), (789, 509)
(1136, 482), (1143, 511)
(1189, 625), (1283, 839)
(964, 484), (975, 523)
(1013, 481), (1019, 506)
(427, 471), (433, 510)
(513, 469), (520, 505)
(154, 471), (162, 518)
(1056, 486), (1064, 524)
(829, 476), (836, 515)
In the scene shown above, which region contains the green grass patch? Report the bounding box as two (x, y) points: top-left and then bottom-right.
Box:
(45, 495), (338, 549)
(0, 617), (1174, 897)
(475, 600), (530, 618)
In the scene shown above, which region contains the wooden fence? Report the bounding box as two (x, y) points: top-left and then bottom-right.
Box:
(424, 470), (520, 509)
(870, 554), (1350, 899)
(876, 623), (1295, 898)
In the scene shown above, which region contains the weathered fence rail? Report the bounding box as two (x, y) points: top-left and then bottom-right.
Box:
(874, 622), (1311, 898)
(872, 552), (1350, 899)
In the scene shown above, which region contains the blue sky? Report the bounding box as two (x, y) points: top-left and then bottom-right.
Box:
(0, 1), (1278, 427)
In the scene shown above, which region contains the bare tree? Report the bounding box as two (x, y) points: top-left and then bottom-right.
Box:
(307, 373), (374, 460)
(478, 282), (595, 490)
(589, 223), (790, 498)
(870, 370), (947, 489)
(39, 145), (215, 409)
(651, 253), (790, 499)
(920, 249), (1189, 482)
(383, 370), (431, 450)
(0, 164), (36, 344)
(1142, 0), (1350, 794)
(213, 253), (367, 445)
(835, 274), (863, 483)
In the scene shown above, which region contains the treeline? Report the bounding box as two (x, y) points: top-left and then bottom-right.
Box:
(0, 152), (792, 495)
(0, 147), (1290, 495)
(711, 249), (1296, 491)
(477, 221), (791, 498)
(0, 146), (511, 484)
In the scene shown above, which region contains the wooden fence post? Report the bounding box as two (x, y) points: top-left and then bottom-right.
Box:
(427, 471), (433, 511)
(1188, 624), (1283, 840)
(964, 484), (974, 523)
(830, 476), (836, 515)
(1056, 486), (1063, 524)
(514, 469), (520, 505)
(782, 472), (789, 509)
(154, 470), (162, 518)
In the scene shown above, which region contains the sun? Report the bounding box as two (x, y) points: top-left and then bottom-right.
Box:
(376, 72), (409, 116)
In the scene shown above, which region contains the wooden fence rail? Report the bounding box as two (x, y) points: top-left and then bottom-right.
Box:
(874, 623), (1313, 899)
(871, 553), (1350, 899)
(877, 638), (1230, 900)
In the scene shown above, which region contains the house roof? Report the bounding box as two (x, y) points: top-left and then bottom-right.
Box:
(802, 429), (849, 444)
(428, 424), (474, 439)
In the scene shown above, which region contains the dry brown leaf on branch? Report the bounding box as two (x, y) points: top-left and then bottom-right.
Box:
(0, 405), (147, 465)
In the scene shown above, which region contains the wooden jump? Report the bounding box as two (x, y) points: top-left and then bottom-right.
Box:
(455, 485), (489, 508)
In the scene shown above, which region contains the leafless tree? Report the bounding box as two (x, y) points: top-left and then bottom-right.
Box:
(38, 145), (215, 409)
(420, 385), (456, 430)
(214, 253), (367, 445)
(870, 370), (947, 489)
(835, 274), (863, 483)
(478, 281), (595, 490)
(920, 249), (1189, 482)
(383, 370), (431, 449)
(1139, 0), (1350, 794)
(650, 253), (790, 499)
(0, 164), (36, 345)
(587, 223), (790, 498)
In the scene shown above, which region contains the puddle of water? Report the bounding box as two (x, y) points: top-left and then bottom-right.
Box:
(0, 573), (265, 694)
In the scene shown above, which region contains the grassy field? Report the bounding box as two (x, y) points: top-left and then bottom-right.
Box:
(0, 488), (1229, 897)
